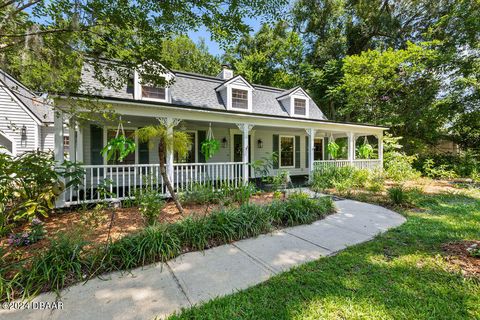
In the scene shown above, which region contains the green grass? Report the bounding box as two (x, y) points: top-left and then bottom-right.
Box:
(169, 190), (480, 320)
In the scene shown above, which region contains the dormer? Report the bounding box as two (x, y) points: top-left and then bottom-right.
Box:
(277, 87), (310, 118)
(133, 63), (174, 103)
(215, 73), (254, 113)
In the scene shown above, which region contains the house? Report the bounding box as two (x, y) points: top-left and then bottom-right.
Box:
(49, 64), (387, 206)
(0, 69), (57, 155)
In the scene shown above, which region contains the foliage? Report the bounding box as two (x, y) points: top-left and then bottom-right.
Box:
(383, 133), (421, 182)
(414, 151), (480, 179)
(1, 196), (334, 301)
(201, 139), (220, 161)
(466, 244), (480, 258)
(270, 170), (290, 190)
(7, 219), (45, 247)
(358, 142), (374, 159)
(0, 151), (83, 235)
(387, 186), (408, 206)
(422, 159), (458, 180)
(327, 140), (340, 159)
(101, 135), (136, 162)
(135, 188), (165, 226)
(250, 152), (278, 181)
(181, 183), (257, 206)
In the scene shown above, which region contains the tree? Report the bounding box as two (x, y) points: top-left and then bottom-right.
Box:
(224, 22), (307, 88)
(135, 123), (192, 215)
(160, 36), (221, 76)
(0, 0), (287, 94)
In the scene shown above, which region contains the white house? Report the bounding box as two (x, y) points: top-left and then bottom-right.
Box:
(5, 64), (387, 206)
(0, 69), (58, 155)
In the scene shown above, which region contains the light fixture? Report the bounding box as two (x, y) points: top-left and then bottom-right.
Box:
(20, 125), (27, 139)
(257, 139), (263, 149)
(222, 137), (228, 148)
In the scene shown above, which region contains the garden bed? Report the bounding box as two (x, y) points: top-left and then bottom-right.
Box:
(442, 240), (480, 278)
(0, 191), (282, 263)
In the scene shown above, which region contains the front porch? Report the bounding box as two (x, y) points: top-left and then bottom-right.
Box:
(54, 112), (384, 207)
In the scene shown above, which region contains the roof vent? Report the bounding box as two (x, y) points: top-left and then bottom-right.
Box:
(217, 64), (233, 80)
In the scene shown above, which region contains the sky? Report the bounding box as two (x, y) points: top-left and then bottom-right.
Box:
(187, 17), (263, 57)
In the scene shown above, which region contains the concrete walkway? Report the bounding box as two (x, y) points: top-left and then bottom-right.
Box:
(1, 199), (406, 320)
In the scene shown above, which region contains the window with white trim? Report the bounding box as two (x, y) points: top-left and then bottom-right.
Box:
(232, 89), (249, 109)
(280, 136), (295, 168)
(142, 85), (166, 100)
(314, 138), (323, 160)
(294, 98), (306, 116)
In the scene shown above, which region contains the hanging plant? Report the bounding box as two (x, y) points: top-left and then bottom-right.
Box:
(201, 139), (219, 160)
(101, 119), (135, 162)
(102, 135), (136, 162)
(201, 123), (220, 161)
(327, 140), (340, 159)
(358, 136), (374, 159)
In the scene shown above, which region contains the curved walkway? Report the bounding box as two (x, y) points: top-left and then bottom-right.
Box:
(1, 199), (406, 320)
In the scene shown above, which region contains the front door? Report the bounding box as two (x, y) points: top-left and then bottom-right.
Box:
(233, 134), (251, 175)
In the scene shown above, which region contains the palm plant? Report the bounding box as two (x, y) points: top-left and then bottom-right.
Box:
(135, 123), (192, 215)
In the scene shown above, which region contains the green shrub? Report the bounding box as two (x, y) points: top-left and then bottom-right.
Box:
(136, 188), (165, 226)
(414, 150), (479, 178)
(422, 158), (459, 179)
(385, 152), (420, 182)
(221, 183), (257, 204)
(312, 166), (379, 193)
(366, 169), (385, 192)
(2, 196), (335, 302)
(388, 186), (408, 205)
(181, 183), (220, 205)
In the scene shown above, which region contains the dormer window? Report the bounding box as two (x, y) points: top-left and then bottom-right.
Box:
(232, 89), (248, 109)
(142, 85), (166, 100)
(294, 98), (306, 116)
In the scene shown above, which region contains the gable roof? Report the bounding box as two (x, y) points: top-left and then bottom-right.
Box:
(0, 69), (54, 123)
(214, 75), (254, 91)
(79, 67), (328, 120)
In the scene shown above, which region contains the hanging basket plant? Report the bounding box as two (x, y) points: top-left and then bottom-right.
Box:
(201, 139), (219, 160)
(327, 139), (340, 159)
(358, 137), (374, 159)
(101, 119), (136, 162)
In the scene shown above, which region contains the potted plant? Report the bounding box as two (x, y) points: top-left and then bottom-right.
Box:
(250, 152), (278, 190)
(201, 139), (219, 160)
(101, 134), (136, 162)
(327, 139), (340, 159)
(358, 137), (374, 159)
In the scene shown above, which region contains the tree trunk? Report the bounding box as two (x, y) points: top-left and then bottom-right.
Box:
(158, 139), (184, 215)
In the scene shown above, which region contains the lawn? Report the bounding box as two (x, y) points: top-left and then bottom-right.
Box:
(169, 186), (480, 319)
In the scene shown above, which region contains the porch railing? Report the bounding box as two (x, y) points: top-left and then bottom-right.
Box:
(63, 162), (244, 206)
(313, 159), (382, 172)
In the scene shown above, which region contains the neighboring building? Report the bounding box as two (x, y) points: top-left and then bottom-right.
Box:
(0, 69), (56, 155)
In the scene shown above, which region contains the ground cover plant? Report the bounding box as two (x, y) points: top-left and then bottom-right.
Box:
(0, 195), (334, 301)
(168, 184), (480, 320)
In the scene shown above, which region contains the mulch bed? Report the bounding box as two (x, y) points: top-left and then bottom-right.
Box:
(442, 240), (480, 278)
(1, 192), (281, 264)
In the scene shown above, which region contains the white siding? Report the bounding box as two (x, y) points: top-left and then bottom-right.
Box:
(40, 125), (55, 151)
(230, 78), (251, 89)
(0, 85), (38, 154)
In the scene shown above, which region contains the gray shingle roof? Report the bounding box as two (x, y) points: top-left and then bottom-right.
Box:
(0, 69), (54, 123)
(80, 66), (327, 120)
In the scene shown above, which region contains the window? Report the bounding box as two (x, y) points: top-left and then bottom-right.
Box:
(294, 98), (306, 115)
(106, 129), (136, 165)
(174, 132), (196, 163)
(314, 138), (323, 160)
(63, 136), (70, 148)
(280, 136), (294, 168)
(142, 85), (166, 100)
(232, 89), (248, 109)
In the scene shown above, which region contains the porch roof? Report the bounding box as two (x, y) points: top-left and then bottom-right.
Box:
(58, 93), (388, 134)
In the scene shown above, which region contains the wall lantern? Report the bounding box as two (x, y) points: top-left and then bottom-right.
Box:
(222, 137), (228, 148)
(20, 125), (27, 139)
(257, 139), (263, 149)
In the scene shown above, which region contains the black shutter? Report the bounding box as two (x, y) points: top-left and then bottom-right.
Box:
(295, 136), (300, 168)
(272, 134), (279, 169)
(139, 141), (149, 164)
(90, 125), (103, 165)
(324, 137), (328, 160)
(198, 130), (206, 163)
(305, 136), (309, 168)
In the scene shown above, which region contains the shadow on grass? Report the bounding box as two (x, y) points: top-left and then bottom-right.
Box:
(169, 192), (480, 320)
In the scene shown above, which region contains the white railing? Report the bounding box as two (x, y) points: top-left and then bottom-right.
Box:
(173, 162), (244, 192)
(63, 162), (244, 206)
(313, 159), (382, 172)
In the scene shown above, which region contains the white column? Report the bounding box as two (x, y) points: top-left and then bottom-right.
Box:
(378, 133), (384, 169)
(166, 119), (174, 184)
(54, 111), (65, 207)
(347, 132), (355, 165)
(76, 125), (84, 163)
(307, 128), (316, 181)
(68, 117), (76, 163)
(327, 135), (334, 160)
(236, 123), (253, 185)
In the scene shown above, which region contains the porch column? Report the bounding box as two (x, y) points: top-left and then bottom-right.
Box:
(237, 123), (254, 185)
(159, 117), (182, 190)
(68, 117), (76, 163)
(54, 111), (65, 207)
(307, 128), (316, 181)
(378, 133), (384, 169)
(76, 125), (84, 163)
(347, 132), (355, 165)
